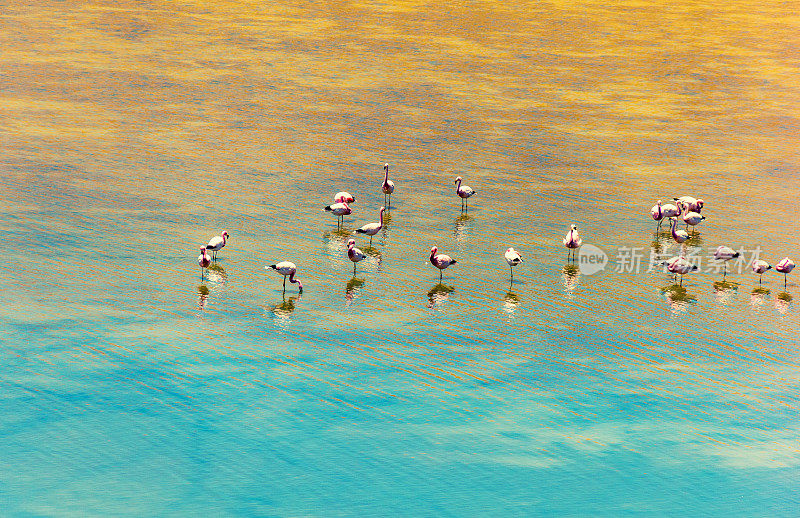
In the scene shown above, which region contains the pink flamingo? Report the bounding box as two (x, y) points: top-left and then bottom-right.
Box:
(430, 246), (457, 281)
(674, 196), (704, 213)
(267, 261), (303, 293)
(678, 201), (705, 233)
(713, 246), (739, 280)
(669, 217), (689, 244)
(206, 231), (229, 261)
(752, 259), (772, 285)
(455, 176), (475, 212)
(381, 164), (395, 207)
(325, 201), (351, 228)
(563, 225), (582, 261)
(663, 255), (697, 286)
(197, 246), (211, 277)
(347, 239), (365, 275)
(650, 200), (664, 229)
(504, 247), (523, 281)
(776, 257), (795, 289)
(355, 207), (385, 246)
(334, 192), (355, 204)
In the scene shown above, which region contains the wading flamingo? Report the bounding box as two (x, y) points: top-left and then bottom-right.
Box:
(267, 261), (303, 293)
(355, 207), (385, 246)
(505, 248), (523, 281)
(206, 231), (229, 261)
(563, 225), (582, 261)
(325, 202), (351, 227)
(198, 246), (211, 277)
(776, 257), (795, 289)
(381, 164), (395, 207)
(752, 259), (772, 285)
(455, 176), (475, 212)
(347, 239), (365, 275)
(674, 196), (704, 213)
(651, 200), (664, 229)
(713, 246), (740, 280)
(678, 201), (705, 233)
(430, 246), (457, 281)
(670, 217), (689, 244)
(334, 192), (355, 204)
(664, 255), (697, 286)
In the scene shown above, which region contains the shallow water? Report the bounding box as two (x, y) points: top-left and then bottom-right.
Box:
(2, 1), (800, 515)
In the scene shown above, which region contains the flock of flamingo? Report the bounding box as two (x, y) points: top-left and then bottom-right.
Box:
(650, 197), (795, 289)
(195, 164), (796, 298)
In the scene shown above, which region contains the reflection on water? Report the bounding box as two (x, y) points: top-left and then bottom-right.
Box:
(427, 283), (454, 310)
(502, 291), (521, 317)
(661, 284), (697, 312)
(562, 263), (579, 297)
(198, 284), (209, 310)
(270, 293), (301, 328)
(345, 277), (365, 304)
(453, 214), (473, 246)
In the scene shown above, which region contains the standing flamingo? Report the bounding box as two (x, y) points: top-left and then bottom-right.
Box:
(713, 246), (740, 280)
(206, 231), (229, 261)
(664, 256), (697, 286)
(563, 225), (582, 261)
(325, 201), (351, 228)
(674, 196), (704, 213)
(505, 247), (523, 281)
(430, 246), (457, 281)
(381, 163), (395, 207)
(776, 257), (795, 289)
(669, 217), (689, 244)
(197, 246), (211, 277)
(650, 200), (664, 229)
(678, 201), (705, 233)
(267, 261), (304, 293)
(752, 259), (772, 285)
(455, 176), (475, 212)
(347, 239), (365, 275)
(355, 207), (385, 246)
(334, 192), (355, 204)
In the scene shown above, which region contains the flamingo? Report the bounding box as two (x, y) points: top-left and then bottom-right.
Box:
(267, 262), (304, 293)
(776, 257), (795, 289)
(563, 225), (582, 261)
(752, 259), (772, 285)
(455, 176), (475, 212)
(325, 201), (351, 227)
(713, 246), (740, 280)
(206, 231), (229, 261)
(505, 247), (523, 281)
(430, 246), (457, 281)
(661, 202), (680, 219)
(334, 192), (355, 204)
(197, 246), (211, 277)
(669, 217), (689, 244)
(381, 163), (395, 207)
(664, 255), (697, 286)
(355, 207), (385, 246)
(678, 201), (705, 233)
(674, 196), (704, 213)
(347, 239), (365, 275)
(650, 200), (664, 229)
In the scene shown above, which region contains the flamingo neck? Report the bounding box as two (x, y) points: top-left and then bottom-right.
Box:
(455, 178), (462, 189)
(383, 166), (389, 185)
(379, 208), (384, 227)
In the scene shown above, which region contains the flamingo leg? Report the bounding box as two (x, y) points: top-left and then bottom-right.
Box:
(369, 235), (373, 246)
(510, 265), (514, 282)
(439, 270), (443, 281)
(785, 274), (788, 289)
(723, 264), (727, 280)
(353, 262), (356, 275)
(283, 276), (286, 290)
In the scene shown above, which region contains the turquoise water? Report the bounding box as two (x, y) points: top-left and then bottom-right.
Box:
(2, 1), (800, 515)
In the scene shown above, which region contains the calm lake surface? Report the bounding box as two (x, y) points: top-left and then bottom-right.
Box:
(2, 1), (800, 515)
